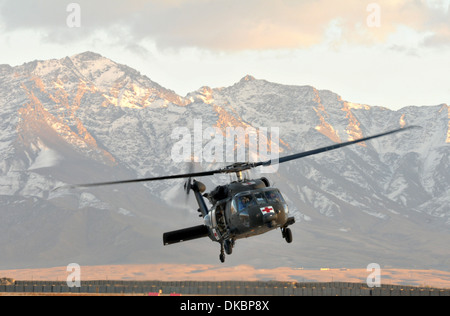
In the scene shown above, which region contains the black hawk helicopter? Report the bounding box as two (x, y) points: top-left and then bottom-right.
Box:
(63, 125), (418, 262)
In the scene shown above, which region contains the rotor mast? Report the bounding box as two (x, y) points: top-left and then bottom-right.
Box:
(224, 163), (252, 182)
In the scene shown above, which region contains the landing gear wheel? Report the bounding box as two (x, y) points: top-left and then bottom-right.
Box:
(282, 227), (293, 243)
(224, 239), (233, 255)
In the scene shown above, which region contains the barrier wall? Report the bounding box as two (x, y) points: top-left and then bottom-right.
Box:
(0, 280), (449, 296)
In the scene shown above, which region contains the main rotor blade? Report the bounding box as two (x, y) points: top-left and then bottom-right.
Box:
(257, 125), (421, 167)
(56, 125), (420, 191)
(58, 169), (221, 190)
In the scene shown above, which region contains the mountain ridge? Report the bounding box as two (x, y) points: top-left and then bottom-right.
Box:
(0, 52), (448, 270)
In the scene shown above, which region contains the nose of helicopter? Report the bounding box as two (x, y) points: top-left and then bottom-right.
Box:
(263, 211), (278, 227)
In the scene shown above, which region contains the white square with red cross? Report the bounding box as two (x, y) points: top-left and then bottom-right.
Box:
(260, 206), (275, 214)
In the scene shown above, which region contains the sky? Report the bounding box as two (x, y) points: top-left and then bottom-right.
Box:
(0, 0), (449, 110)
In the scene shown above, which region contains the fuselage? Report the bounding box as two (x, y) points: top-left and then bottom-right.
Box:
(203, 179), (292, 242)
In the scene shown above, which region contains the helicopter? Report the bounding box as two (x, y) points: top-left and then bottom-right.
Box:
(62, 125), (419, 263)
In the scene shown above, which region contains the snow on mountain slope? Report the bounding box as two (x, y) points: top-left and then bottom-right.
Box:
(0, 52), (448, 270)
(194, 75), (449, 220)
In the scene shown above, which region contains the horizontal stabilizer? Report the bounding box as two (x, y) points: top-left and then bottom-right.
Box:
(163, 225), (210, 245)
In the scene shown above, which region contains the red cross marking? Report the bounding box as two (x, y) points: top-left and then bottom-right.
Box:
(261, 206), (274, 214)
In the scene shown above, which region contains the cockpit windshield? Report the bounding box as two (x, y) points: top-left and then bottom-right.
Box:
(237, 194), (256, 211)
(234, 189), (285, 212)
(264, 190), (283, 203)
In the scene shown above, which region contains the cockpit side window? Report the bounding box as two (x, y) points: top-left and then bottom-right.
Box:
(231, 200), (237, 214)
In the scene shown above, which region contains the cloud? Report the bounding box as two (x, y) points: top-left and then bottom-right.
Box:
(0, 0), (449, 51)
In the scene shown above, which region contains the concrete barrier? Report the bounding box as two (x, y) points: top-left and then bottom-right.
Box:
(1, 280), (449, 296)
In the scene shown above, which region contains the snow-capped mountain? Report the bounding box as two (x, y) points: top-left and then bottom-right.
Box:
(0, 52), (448, 270)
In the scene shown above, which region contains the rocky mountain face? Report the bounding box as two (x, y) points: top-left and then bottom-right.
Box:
(0, 52), (448, 270)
